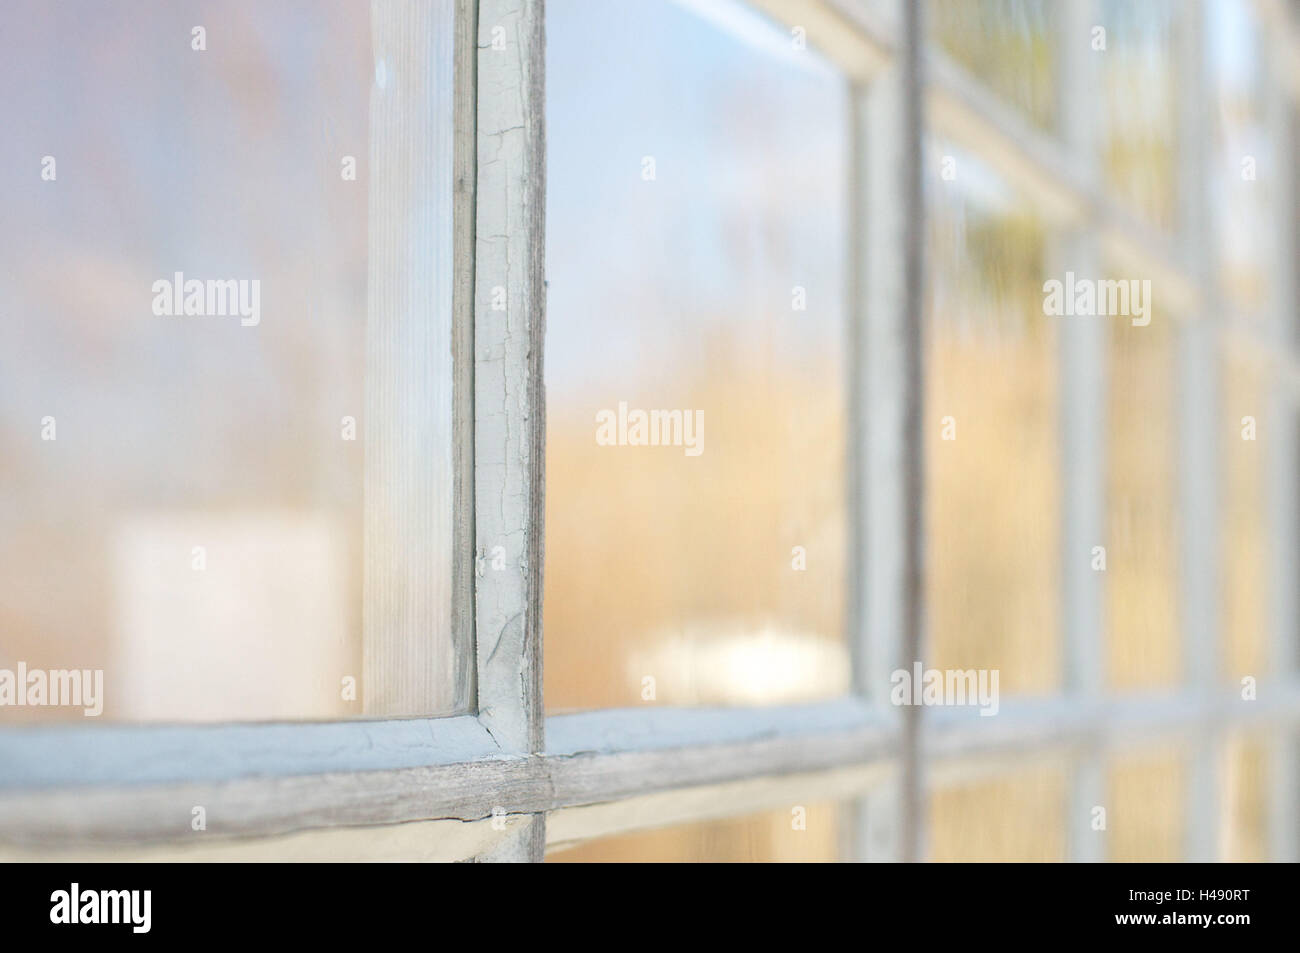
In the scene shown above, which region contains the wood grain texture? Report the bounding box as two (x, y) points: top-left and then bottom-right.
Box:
(470, 0), (547, 859)
(364, 0), (468, 716)
(0, 817), (524, 863)
(0, 714), (500, 789)
(453, 0), (481, 719)
(2, 694), (1298, 850)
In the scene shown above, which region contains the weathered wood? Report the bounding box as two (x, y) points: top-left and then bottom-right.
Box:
(471, 0), (547, 859)
(0, 817), (524, 863)
(0, 714), (500, 789)
(472, 0), (546, 758)
(453, 0), (481, 718)
(1, 694), (1297, 850)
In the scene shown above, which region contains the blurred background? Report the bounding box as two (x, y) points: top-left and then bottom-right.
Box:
(543, 0), (1293, 860)
(0, 0), (370, 722)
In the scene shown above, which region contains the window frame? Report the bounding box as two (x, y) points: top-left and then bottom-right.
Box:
(1, 0), (1299, 863)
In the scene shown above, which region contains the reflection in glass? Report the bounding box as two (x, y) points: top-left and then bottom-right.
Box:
(543, 0), (850, 711)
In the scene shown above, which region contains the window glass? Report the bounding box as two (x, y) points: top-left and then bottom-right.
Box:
(1222, 734), (1268, 862)
(1105, 295), (1179, 690)
(1222, 349), (1268, 684)
(929, 760), (1068, 861)
(1107, 749), (1184, 861)
(930, 0), (1056, 132)
(1097, 0), (1177, 231)
(544, 0), (850, 711)
(927, 145), (1060, 693)
(0, 0), (458, 722)
(1210, 0), (1269, 315)
(548, 799), (844, 862)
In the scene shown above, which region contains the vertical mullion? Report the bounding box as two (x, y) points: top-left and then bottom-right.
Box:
(363, 0), (465, 716)
(897, 0), (928, 866)
(453, 0), (480, 723)
(1265, 24), (1299, 863)
(1056, 0), (1107, 864)
(472, 0), (547, 861)
(846, 69), (903, 861)
(847, 0), (924, 863)
(1175, 0), (1221, 863)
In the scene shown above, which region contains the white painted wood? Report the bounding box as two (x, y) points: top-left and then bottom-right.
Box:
(0, 715), (501, 789)
(0, 817), (524, 863)
(472, 0), (546, 759)
(545, 700), (888, 755)
(453, 0), (481, 717)
(474, 817), (545, 862)
(895, 0), (927, 866)
(846, 54), (904, 725)
(843, 0), (914, 860)
(1174, 0), (1222, 864)
(364, 0), (467, 716)
(1054, 0), (1107, 865)
(852, 772), (901, 863)
(470, 0), (548, 859)
(1264, 8), (1300, 863)
(2, 693), (1297, 849)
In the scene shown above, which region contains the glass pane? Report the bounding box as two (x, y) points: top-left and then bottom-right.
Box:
(930, 0), (1056, 131)
(1097, 0), (1177, 231)
(1223, 734), (1268, 863)
(929, 760), (1068, 861)
(1222, 348), (1268, 684)
(548, 800), (844, 862)
(1105, 295), (1179, 690)
(0, 0), (459, 722)
(1107, 749), (1185, 861)
(1209, 0), (1269, 316)
(543, 0), (849, 711)
(927, 145), (1060, 693)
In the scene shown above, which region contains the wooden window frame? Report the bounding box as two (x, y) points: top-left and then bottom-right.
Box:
(1, 0), (1298, 862)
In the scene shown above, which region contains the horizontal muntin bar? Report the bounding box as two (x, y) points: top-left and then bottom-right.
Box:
(1, 686), (1297, 848)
